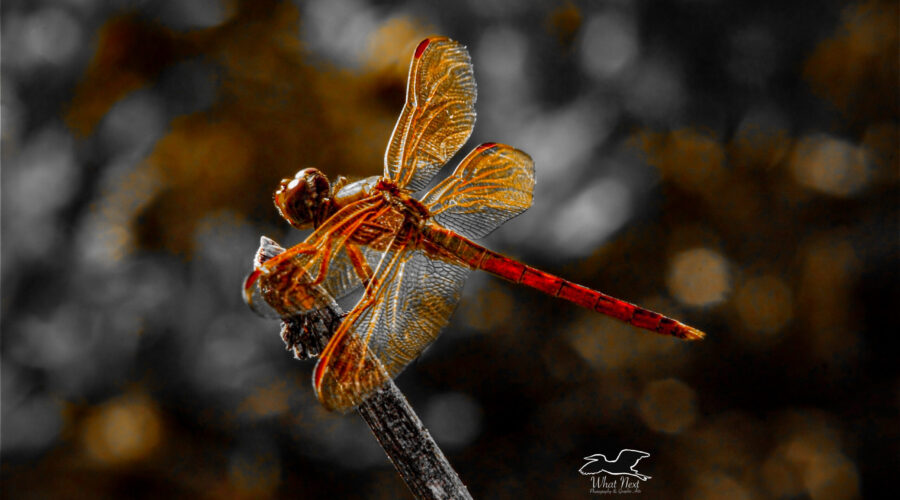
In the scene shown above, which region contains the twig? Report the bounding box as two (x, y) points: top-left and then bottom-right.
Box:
(258, 237), (471, 499)
(356, 381), (471, 500)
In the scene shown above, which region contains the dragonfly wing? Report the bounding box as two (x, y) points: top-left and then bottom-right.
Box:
(244, 197), (386, 318)
(385, 37), (476, 192)
(314, 247), (470, 411)
(321, 203), (407, 299)
(421, 143), (535, 239)
(244, 268), (298, 319)
(319, 243), (382, 301)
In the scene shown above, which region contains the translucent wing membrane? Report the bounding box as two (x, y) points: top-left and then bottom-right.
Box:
(385, 37), (476, 192)
(244, 268), (338, 319)
(314, 247), (471, 411)
(318, 243), (382, 301)
(422, 143), (535, 239)
(243, 197), (388, 318)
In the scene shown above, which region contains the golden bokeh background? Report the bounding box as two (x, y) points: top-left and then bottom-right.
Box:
(2, 0), (896, 498)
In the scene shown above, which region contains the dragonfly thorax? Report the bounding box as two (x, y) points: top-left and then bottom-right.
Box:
(274, 168), (335, 229)
(373, 178), (431, 223)
(332, 176), (381, 208)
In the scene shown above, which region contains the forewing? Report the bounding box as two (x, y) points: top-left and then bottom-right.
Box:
(421, 143), (535, 239)
(314, 248), (471, 411)
(318, 243), (382, 301)
(243, 197), (386, 318)
(385, 37), (476, 192)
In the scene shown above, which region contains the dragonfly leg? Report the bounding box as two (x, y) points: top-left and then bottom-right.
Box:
(346, 243), (374, 287)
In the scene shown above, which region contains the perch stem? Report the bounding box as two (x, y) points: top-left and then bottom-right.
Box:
(265, 236), (471, 499)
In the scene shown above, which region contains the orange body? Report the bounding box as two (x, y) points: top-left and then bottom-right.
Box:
(244, 37), (704, 412)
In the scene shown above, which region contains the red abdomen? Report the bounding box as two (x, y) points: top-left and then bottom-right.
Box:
(422, 224), (704, 340)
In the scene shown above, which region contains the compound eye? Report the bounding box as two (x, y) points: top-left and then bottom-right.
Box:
(274, 168), (331, 229)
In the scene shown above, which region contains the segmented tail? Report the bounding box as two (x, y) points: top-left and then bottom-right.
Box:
(425, 224), (705, 340)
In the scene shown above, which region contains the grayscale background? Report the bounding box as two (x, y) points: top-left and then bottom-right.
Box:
(2, 0), (896, 498)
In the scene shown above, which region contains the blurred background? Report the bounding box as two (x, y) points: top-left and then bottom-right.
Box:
(2, 0), (897, 498)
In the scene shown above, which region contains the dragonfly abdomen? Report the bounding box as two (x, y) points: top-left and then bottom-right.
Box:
(422, 224), (703, 340)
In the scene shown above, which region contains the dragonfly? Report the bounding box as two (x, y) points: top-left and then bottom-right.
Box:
(244, 36), (705, 412)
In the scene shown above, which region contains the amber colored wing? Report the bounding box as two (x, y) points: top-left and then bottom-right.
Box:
(384, 37), (476, 192)
(421, 143), (535, 239)
(313, 246), (471, 411)
(243, 196), (391, 319)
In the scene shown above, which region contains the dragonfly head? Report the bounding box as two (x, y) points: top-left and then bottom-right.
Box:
(274, 168), (332, 229)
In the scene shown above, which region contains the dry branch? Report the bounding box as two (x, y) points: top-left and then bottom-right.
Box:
(259, 237), (471, 500)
